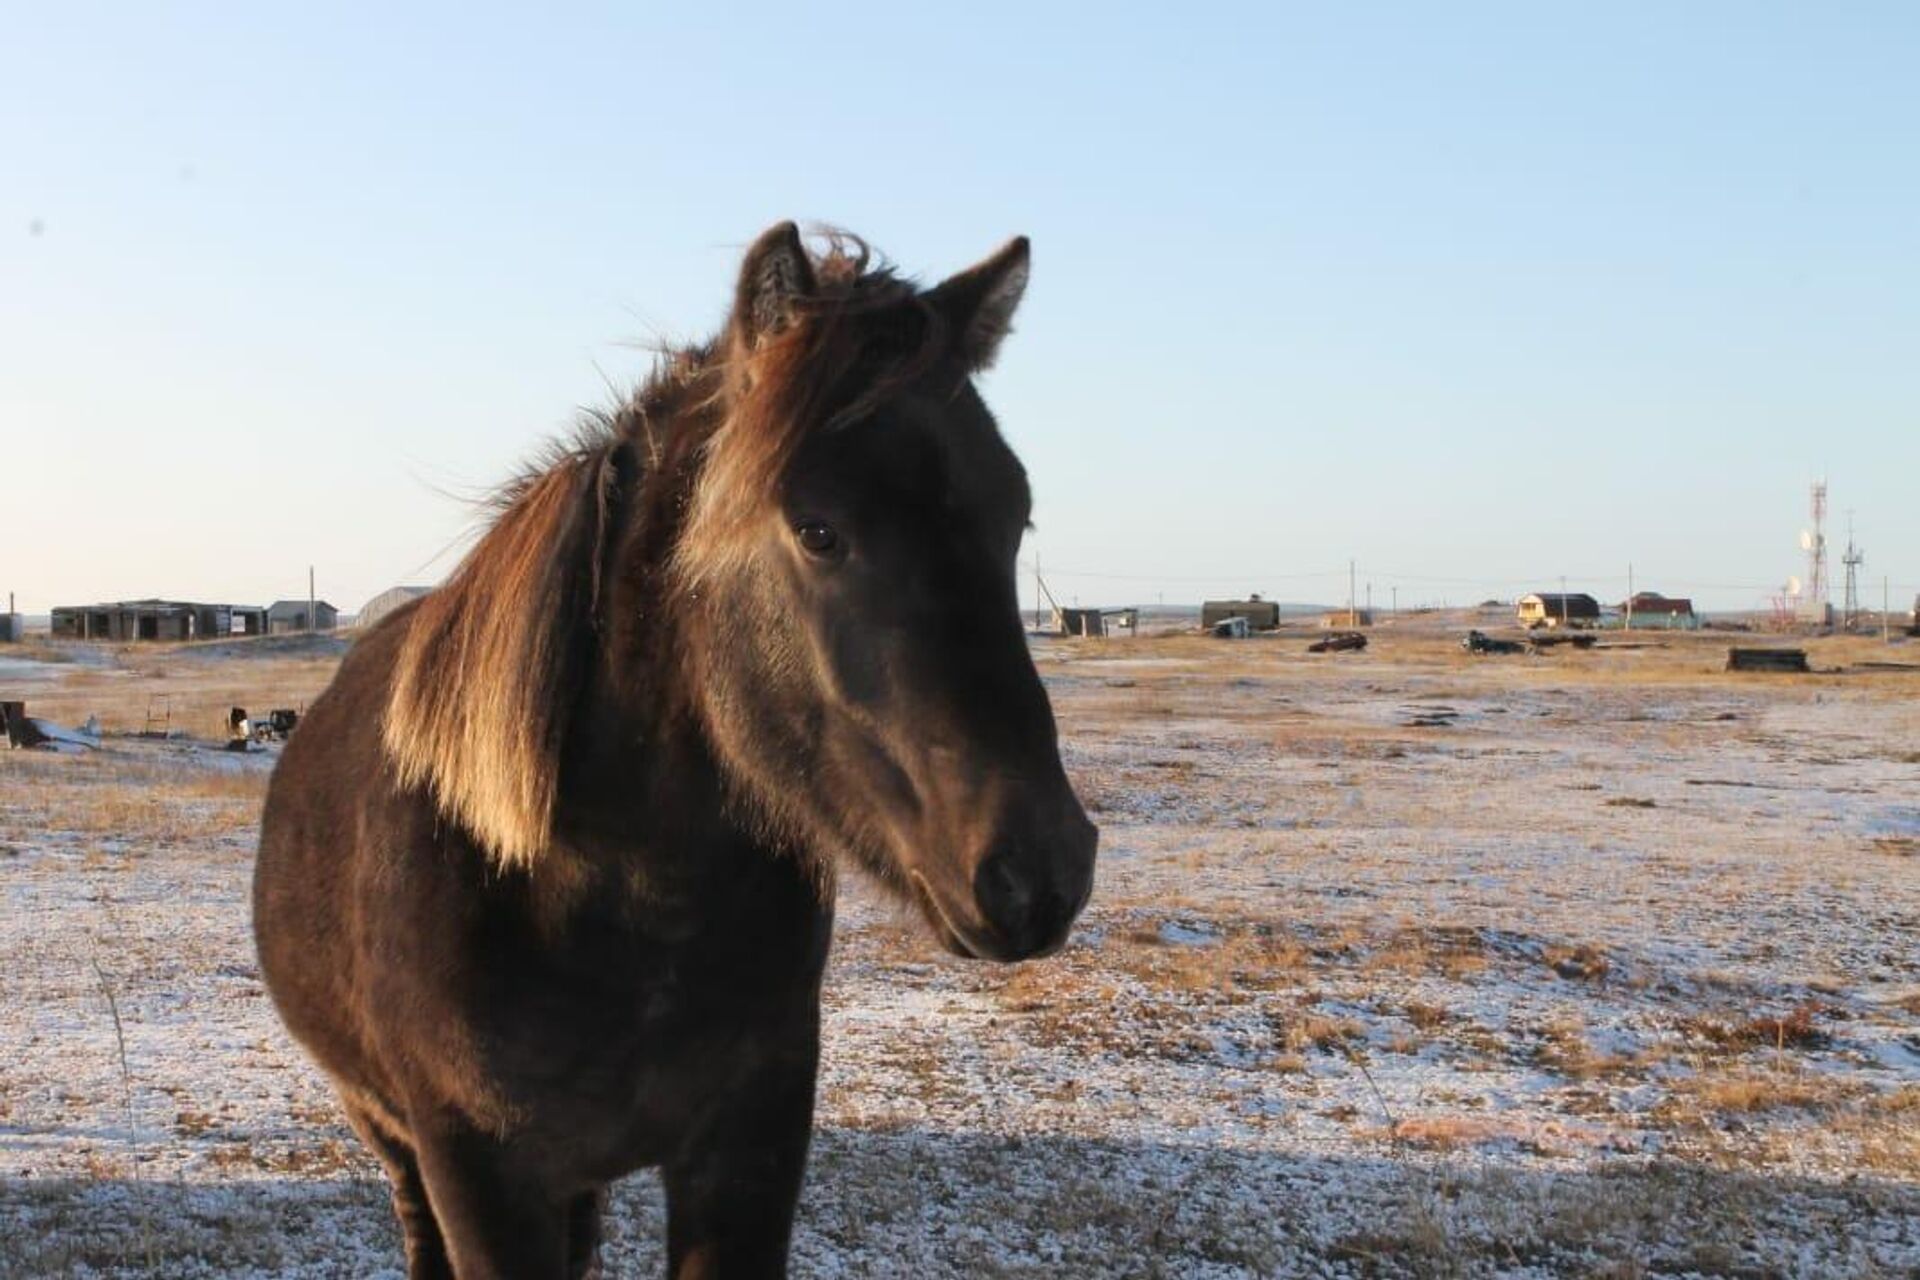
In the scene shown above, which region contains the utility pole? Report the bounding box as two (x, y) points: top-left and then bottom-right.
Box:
(1349, 559), (1357, 627)
(1031, 559), (1062, 633)
(1560, 574), (1568, 627)
(308, 566), (316, 633)
(1033, 551), (1041, 631)
(1365, 582), (1372, 619)
(1886, 576), (1893, 644)
(1391, 586), (1398, 617)
(1626, 563), (1634, 631)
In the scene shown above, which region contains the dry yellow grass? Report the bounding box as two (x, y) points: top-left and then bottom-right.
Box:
(1, 753), (268, 849)
(1359, 926), (1492, 981)
(1277, 1010), (1365, 1055)
(1531, 1017), (1647, 1081)
(1052, 620), (1920, 700)
(1675, 1000), (1829, 1055)
(1688, 1073), (1836, 1115)
(1107, 923), (1312, 997)
(14, 636), (342, 739)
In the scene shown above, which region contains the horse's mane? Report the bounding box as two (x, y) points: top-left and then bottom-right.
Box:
(382, 436), (616, 871)
(381, 235), (948, 871)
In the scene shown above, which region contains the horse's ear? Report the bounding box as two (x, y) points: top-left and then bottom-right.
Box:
(732, 221), (816, 347)
(928, 236), (1030, 371)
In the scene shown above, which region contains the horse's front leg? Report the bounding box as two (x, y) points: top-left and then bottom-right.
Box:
(663, 1048), (818, 1280)
(409, 1108), (574, 1280)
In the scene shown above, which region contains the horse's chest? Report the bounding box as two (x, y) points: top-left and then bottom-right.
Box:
(495, 911), (829, 1175)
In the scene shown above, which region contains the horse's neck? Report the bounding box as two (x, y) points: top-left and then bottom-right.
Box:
(552, 664), (753, 868)
(550, 412), (775, 875)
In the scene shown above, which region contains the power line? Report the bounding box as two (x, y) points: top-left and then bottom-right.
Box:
(1015, 562), (1350, 583)
(1015, 559), (1919, 596)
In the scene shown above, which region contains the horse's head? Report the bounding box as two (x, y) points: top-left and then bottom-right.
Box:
(676, 224), (1096, 961)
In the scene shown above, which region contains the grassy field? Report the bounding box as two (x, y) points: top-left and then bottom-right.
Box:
(3, 621), (1917, 1276)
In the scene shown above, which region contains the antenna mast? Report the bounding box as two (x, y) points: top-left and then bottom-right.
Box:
(1797, 481), (1831, 626)
(1841, 512), (1865, 630)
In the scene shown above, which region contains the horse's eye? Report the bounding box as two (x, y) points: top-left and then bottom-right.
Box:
(796, 520), (839, 556)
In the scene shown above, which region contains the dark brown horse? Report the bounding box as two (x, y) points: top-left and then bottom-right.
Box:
(253, 224), (1097, 1279)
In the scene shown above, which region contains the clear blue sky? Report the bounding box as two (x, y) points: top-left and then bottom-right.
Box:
(6, 3), (1916, 615)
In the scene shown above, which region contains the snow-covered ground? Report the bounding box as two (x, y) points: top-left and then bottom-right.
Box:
(3, 629), (1917, 1276)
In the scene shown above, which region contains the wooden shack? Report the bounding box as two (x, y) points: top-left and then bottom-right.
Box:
(1056, 607), (1139, 638)
(50, 599), (248, 642)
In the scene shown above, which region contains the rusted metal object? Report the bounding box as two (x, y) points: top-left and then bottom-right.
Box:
(1529, 632), (1598, 650)
(1210, 616), (1250, 639)
(1727, 647), (1810, 673)
(1308, 631), (1367, 653)
(1462, 630), (1525, 655)
(2, 701), (49, 749)
(1201, 599), (1279, 630)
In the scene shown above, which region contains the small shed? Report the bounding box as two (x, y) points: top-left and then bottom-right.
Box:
(1200, 597), (1280, 631)
(1055, 607), (1139, 638)
(1517, 593), (1600, 629)
(1320, 608), (1374, 628)
(0, 613), (23, 643)
(267, 599), (340, 634)
(1622, 592), (1698, 630)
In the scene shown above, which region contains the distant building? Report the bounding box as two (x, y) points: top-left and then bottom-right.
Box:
(1797, 600), (1835, 627)
(1055, 606), (1139, 637)
(1320, 608), (1374, 628)
(357, 585), (433, 631)
(267, 599), (340, 633)
(50, 599), (262, 642)
(0, 613), (22, 643)
(1621, 592), (1698, 630)
(1200, 597), (1281, 631)
(1516, 593), (1600, 629)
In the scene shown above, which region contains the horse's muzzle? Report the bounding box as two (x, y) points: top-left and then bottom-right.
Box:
(961, 809), (1098, 961)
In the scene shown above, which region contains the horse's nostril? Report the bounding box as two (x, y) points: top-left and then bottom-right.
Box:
(974, 849), (1083, 958)
(976, 855), (1033, 929)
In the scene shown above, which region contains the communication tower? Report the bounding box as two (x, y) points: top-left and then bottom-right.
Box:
(1796, 481), (1833, 626)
